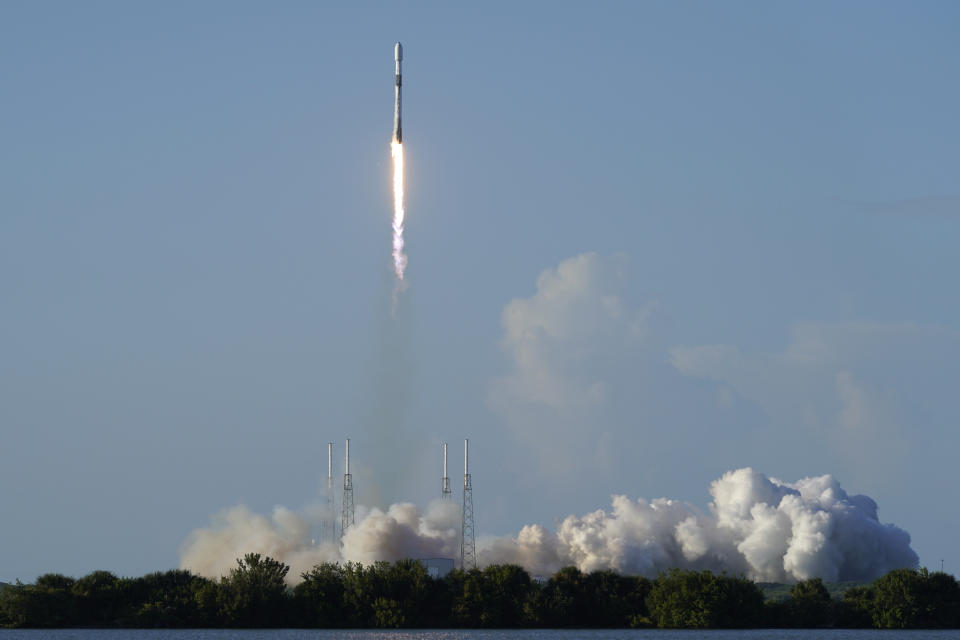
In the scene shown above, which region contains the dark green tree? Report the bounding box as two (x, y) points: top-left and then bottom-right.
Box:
(192, 579), (222, 626)
(586, 570), (652, 627)
(113, 570), (212, 627)
(72, 570), (120, 626)
(372, 596), (404, 628)
(834, 585), (874, 628)
(540, 566), (586, 626)
(0, 576), (78, 628)
(294, 563), (346, 627)
(478, 564), (536, 627)
(917, 570), (960, 628)
(340, 562), (371, 626)
(762, 598), (794, 628)
(646, 569), (764, 628)
(35, 575), (76, 591)
(788, 577), (832, 627)
(374, 559), (432, 627)
(450, 564), (537, 627)
(541, 567), (651, 627)
(873, 568), (924, 628)
(873, 568), (960, 629)
(217, 553), (290, 627)
(338, 559), (436, 628)
(446, 568), (478, 626)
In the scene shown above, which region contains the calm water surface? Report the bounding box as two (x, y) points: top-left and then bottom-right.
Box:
(3, 631), (960, 640)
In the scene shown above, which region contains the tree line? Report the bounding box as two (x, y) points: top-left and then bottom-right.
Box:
(1, 555), (957, 629)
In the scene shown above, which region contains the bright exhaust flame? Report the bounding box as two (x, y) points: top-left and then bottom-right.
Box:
(391, 141), (407, 281)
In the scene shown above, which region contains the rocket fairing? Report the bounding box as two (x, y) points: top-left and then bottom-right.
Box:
(393, 42), (403, 144)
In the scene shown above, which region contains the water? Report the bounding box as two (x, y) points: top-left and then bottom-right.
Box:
(2, 631), (960, 640)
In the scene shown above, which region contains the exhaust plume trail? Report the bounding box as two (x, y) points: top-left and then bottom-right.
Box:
(391, 141), (407, 282)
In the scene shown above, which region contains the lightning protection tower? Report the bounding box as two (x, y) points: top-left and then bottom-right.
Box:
(441, 442), (452, 500)
(460, 438), (477, 569)
(341, 438), (355, 536)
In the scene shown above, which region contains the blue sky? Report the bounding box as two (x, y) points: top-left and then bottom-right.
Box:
(2, 0), (959, 581)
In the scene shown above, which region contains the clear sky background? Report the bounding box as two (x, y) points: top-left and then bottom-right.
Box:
(2, 0), (959, 582)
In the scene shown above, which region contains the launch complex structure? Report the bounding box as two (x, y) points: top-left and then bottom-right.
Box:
(321, 438), (477, 570)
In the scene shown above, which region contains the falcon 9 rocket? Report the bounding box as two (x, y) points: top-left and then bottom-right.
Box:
(393, 42), (402, 144)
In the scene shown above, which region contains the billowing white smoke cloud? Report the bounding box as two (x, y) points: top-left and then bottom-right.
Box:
(180, 500), (459, 585)
(340, 501), (460, 564)
(178, 505), (340, 585)
(180, 468), (916, 584)
(484, 468), (917, 582)
(488, 253), (653, 475)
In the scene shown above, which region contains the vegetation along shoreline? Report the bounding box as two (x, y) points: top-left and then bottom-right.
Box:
(1, 555), (956, 629)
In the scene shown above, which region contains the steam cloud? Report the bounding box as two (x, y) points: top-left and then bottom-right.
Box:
(180, 468), (917, 585)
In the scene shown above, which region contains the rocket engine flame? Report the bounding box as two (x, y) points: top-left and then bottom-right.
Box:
(391, 141), (407, 282)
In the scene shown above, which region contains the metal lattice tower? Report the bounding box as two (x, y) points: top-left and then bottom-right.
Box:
(341, 438), (355, 536)
(441, 442), (452, 500)
(460, 438), (477, 569)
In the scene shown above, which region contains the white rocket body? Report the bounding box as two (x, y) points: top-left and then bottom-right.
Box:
(393, 42), (403, 143)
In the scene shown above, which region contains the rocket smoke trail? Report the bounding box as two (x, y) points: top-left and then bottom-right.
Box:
(391, 43), (407, 284)
(391, 141), (406, 281)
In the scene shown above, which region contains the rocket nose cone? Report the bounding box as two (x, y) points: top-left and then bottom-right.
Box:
(395, 42), (403, 61)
